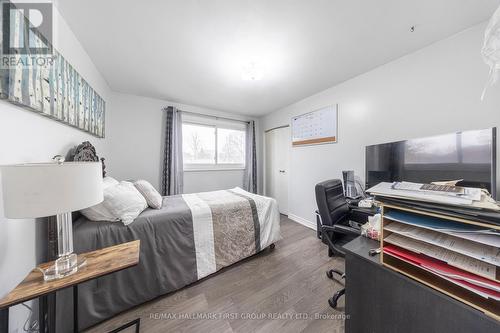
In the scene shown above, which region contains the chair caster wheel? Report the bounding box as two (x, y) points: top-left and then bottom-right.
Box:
(269, 243), (275, 250)
(326, 270), (334, 279)
(328, 297), (337, 308)
(328, 291), (342, 308)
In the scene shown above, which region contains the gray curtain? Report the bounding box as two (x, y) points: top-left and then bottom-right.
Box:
(243, 120), (257, 193)
(162, 106), (183, 195)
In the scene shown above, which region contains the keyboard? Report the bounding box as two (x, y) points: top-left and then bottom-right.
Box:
(420, 183), (465, 194)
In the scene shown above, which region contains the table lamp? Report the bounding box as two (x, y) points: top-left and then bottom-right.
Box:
(0, 158), (103, 280)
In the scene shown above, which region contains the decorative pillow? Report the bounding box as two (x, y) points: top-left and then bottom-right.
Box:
(80, 177), (120, 222)
(103, 176), (120, 188)
(134, 180), (163, 209)
(102, 181), (148, 225)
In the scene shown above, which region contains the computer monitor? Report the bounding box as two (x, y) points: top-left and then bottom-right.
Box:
(365, 128), (497, 198)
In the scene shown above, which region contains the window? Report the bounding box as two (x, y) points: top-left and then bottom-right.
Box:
(217, 128), (245, 164)
(182, 116), (246, 170)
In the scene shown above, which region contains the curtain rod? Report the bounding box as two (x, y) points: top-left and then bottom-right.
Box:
(175, 109), (250, 124)
(265, 125), (289, 133)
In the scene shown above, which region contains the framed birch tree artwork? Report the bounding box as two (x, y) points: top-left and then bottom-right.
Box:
(0, 4), (105, 138)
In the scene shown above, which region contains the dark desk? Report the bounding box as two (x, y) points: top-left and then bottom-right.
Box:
(343, 236), (500, 333)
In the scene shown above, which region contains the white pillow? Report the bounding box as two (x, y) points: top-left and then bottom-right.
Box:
(134, 180), (162, 209)
(103, 181), (148, 225)
(80, 177), (120, 222)
(103, 176), (120, 188)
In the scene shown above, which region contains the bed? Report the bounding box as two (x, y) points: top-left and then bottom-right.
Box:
(52, 144), (281, 331)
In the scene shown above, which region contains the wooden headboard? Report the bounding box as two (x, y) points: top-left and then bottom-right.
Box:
(67, 141), (107, 177)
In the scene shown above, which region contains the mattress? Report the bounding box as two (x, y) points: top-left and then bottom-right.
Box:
(55, 187), (281, 332)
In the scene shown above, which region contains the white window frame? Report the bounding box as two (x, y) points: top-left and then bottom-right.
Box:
(182, 116), (247, 171)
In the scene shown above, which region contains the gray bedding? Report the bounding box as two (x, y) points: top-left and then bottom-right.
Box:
(55, 188), (281, 332)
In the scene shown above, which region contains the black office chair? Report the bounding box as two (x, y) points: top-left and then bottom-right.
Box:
(315, 179), (361, 308)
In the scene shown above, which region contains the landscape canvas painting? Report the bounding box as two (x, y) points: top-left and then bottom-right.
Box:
(0, 8), (105, 138)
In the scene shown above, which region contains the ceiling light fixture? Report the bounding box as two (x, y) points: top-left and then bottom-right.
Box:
(241, 62), (263, 81)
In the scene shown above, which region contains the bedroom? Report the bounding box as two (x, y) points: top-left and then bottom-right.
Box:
(1, 1), (500, 332)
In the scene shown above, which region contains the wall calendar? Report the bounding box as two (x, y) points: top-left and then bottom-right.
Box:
(291, 105), (338, 146)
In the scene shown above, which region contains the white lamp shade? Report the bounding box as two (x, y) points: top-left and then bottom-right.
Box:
(1, 162), (104, 218)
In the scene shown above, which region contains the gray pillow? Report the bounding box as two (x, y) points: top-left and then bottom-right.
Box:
(134, 180), (163, 209)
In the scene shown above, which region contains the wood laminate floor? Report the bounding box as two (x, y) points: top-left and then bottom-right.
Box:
(84, 216), (347, 333)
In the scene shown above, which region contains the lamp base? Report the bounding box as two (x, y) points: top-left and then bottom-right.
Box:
(40, 255), (87, 281)
(40, 212), (86, 281)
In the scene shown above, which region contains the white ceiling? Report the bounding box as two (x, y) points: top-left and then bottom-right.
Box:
(55, 0), (499, 116)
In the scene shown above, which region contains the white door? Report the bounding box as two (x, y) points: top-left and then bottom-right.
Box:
(265, 126), (290, 215)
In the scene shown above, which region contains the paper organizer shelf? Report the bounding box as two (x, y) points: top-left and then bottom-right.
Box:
(380, 204), (500, 320)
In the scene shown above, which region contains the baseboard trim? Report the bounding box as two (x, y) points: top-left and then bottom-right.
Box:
(287, 214), (316, 230)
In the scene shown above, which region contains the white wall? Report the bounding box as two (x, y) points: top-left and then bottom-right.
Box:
(184, 170), (250, 193)
(262, 22), (500, 228)
(0, 7), (111, 332)
(107, 93), (262, 195)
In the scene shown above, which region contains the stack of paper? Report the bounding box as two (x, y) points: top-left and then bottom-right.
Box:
(384, 244), (500, 301)
(385, 222), (500, 266)
(391, 181), (481, 201)
(368, 182), (500, 211)
(384, 233), (498, 281)
(384, 210), (500, 248)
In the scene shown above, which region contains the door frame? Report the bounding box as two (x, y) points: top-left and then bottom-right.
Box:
(263, 125), (290, 213)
